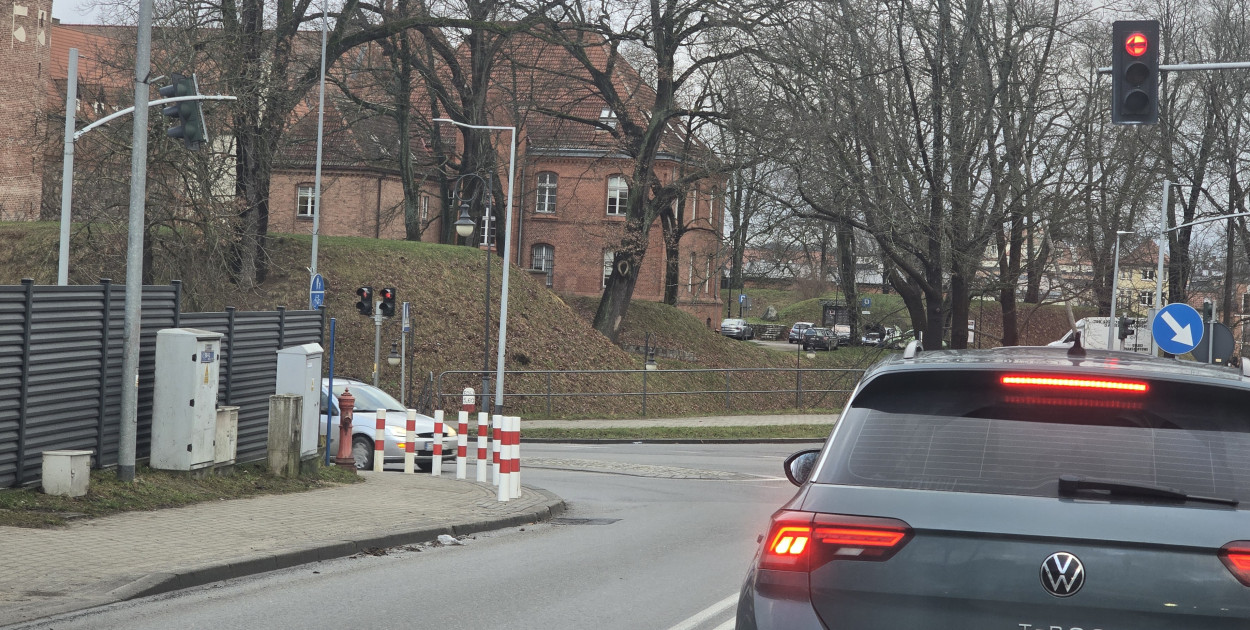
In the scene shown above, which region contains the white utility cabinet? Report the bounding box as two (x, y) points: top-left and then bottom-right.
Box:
(152, 328), (224, 471)
(275, 343), (324, 458)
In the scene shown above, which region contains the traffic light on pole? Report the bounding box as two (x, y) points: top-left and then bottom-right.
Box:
(355, 286), (374, 316)
(1111, 20), (1160, 125)
(379, 288), (396, 318)
(157, 73), (208, 150)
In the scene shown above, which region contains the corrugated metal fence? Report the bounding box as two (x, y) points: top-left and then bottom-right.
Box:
(0, 279), (324, 488)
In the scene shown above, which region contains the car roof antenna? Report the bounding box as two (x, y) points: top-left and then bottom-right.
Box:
(1067, 331), (1086, 359)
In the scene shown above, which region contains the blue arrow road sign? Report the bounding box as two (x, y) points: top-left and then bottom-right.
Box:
(1152, 303), (1204, 355)
(861, 297), (872, 308)
(309, 273), (325, 310)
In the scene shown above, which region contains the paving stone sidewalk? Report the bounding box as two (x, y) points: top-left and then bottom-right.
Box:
(0, 471), (563, 628)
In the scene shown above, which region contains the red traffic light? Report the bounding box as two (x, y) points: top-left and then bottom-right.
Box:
(381, 288), (394, 300)
(1125, 32), (1148, 57)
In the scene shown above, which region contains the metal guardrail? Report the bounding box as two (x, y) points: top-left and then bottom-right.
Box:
(436, 367), (865, 418)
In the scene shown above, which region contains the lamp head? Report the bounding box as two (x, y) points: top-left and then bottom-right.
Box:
(387, 342), (400, 367)
(453, 203), (475, 238)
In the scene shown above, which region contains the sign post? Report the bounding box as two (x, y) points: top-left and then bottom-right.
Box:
(1151, 303), (1204, 357)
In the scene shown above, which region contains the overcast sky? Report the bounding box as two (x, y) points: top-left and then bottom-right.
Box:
(52, 0), (106, 24)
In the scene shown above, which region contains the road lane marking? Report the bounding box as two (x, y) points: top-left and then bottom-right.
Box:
(667, 592), (738, 630)
(712, 618), (736, 630)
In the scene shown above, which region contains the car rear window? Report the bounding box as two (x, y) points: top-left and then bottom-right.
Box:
(816, 370), (1250, 503)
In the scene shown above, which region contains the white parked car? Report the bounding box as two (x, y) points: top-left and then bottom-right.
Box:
(319, 379), (456, 470)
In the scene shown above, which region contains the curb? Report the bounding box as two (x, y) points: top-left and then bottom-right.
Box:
(110, 486), (566, 603)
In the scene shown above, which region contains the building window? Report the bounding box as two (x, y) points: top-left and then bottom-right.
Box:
(532, 244), (554, 287)
(688, 189), (698, 221)
(606, 176), (628, 216)
(297, 185), (316, 218)
(704, 257), (711, 294)
(480, 212), (496, 248)
(535, 172), (557, 214)
(688, 252), (695, 294)
(1143, 268), (1156, 280)
(1139, 291), (1154, 307)
(1119, 269), (1132, 281)
(599, 107), (618, 129)
(603, 251), (614, 287)
(1243, 293), (1250, 312)
(419, 195), (429, 222)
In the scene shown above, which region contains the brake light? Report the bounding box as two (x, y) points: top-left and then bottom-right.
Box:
(760, 511), (911, 572)
(1001, 375), (1148, 393)
(1003, 395), (1144, 411)
(1221, 542), (1250, 586)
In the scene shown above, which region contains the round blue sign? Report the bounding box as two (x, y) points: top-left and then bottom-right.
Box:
(861, 297), (872, 308)
(1151, 303), (1204, 355)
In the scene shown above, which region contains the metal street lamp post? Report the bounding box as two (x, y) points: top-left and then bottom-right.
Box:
(451, 171), (494, 410)
(1108, 230), (1134, 350)
(434, 119), (517, 416)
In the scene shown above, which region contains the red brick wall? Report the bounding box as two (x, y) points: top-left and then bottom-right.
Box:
(508, 153), (724, 322)
(269, 169), (442, 241)
(0, 0), (52, 220)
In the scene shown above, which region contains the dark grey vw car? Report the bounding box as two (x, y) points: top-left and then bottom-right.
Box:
(737, 345), (1250, 629)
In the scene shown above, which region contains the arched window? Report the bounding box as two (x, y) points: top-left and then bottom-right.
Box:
(532, 244), (554, 287)
(606, 176), (628, 216)
(535, 172), (557, 213)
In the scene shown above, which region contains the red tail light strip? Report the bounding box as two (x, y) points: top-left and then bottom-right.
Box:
(1003, 395), (1144, 411)
(1221, 542), (1250, 586)
(760, 511), (912, 572)
(1001, 375), (1148, 393)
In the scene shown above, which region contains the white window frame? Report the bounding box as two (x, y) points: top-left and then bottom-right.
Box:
(532, 244), (554, 287)
(297, 185), (316, 218)
(419, 195), (429, 222)
(603, 251), (614, 287)
(536, 172), (557, 214)
(688, 189), (698, 221)
(1139, 291), (1154, 307)
(688, 252), (695, 294)
(606, 176), (628, 216)
(599, 107), (618, 129)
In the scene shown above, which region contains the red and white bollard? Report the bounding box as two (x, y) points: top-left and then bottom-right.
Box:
(476, 412), (489, 483)
(456, 410), (469, 479)
(403, 409), (417, 474)
(373, 409), (386, 473)
(492, 414), (502, 486)
(462, 387), (476, 414)
(510, 416), (521, 499)
(431, 410), (444, 476)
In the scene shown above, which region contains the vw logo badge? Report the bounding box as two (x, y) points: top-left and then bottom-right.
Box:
(1040, 551), (1085, 597)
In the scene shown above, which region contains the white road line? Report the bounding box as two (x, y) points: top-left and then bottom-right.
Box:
(667, 592), (739, 630)
(711, 617), (736, 630)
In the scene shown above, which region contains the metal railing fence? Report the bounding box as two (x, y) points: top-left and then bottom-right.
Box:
(436, 367), (865, 418)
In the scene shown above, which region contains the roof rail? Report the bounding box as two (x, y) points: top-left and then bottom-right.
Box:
(903, 339), (922, 359)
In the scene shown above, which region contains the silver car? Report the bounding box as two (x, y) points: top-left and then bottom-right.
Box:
(319, 379), (456, 470)
(738, 346), (1250, 628)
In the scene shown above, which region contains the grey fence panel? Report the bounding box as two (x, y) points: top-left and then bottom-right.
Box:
(0, 279), (319, 488)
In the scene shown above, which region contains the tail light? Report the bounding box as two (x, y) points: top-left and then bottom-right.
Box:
(1220, 542), (1250, 586)
(760, 510), (912, 572)
(1000, 375), (1148, 393)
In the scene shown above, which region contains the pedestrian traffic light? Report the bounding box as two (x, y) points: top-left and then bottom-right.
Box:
(157, 73), (208, 150)
(355, 286), (374, 316)
(1111, 20), (1160, 125)
(379, 287), (396, 318)
(1118, 317), (1131, 340)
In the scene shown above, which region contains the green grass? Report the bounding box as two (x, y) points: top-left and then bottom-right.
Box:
(0, 463), (361, 528)
(521, 424), (834, 440)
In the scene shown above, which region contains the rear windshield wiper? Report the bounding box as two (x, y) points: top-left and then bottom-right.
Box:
(1058, 474), (1239, 507)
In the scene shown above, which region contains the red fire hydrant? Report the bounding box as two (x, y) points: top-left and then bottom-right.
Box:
(335, 388), (357, 471)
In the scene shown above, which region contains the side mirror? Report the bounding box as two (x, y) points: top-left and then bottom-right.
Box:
(783, 449), (820, 486)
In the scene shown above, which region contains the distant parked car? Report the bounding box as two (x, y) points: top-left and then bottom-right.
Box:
(720, 318), (755, 340)
(788, 322), (814, 344)
(319, 379), (456, 471)
(861, 331), (882, 346)
(802, 327), (837, 351)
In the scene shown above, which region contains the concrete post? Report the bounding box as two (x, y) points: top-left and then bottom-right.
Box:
(267, 394), (303, 477)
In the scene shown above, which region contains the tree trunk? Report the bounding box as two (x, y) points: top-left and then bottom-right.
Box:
(834, 220), (857, 340)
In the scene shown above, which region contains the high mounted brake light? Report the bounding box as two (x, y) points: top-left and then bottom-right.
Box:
(1001, 375), (1148, 393)
(760, 511), (912, 572)
(1221, 542), (1250, 586)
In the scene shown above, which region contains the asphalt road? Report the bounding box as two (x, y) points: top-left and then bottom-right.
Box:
(18, 443), (813, 630)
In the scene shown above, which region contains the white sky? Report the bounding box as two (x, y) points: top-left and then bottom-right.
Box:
(52, 0), (107, 24)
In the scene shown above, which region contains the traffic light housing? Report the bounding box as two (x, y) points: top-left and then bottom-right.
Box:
(1111, 20), (1160, 125)
(379, 287), (396, 318)
(1118, 317), (1131, 340)
(355, 286), (374, 316)
(157, 73), (208, 150)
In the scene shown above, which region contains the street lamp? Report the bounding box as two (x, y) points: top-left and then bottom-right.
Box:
(450, 171), (495, 409)
(387, 341), (400, 367)
(644, 332), (658, 371)
(434, 118), (518, 416)
(1108, 229), (1134, 350)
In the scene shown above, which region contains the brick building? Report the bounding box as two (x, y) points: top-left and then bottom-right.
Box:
(0, 0), (52, 220)
(23, 19), (723, 323)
